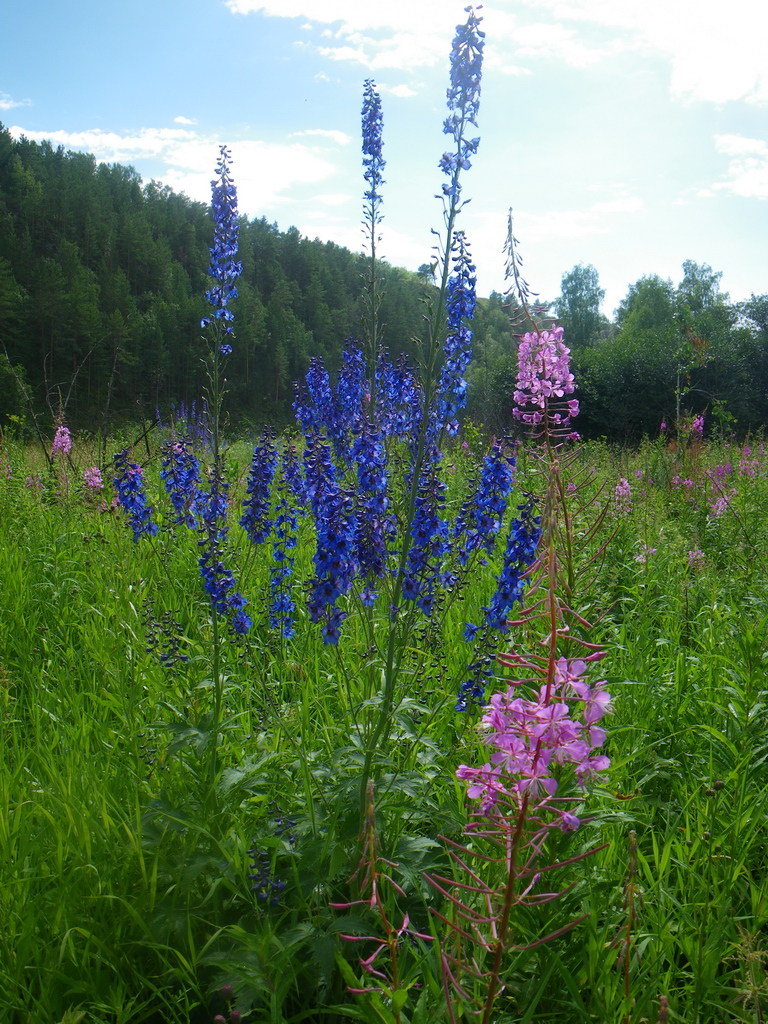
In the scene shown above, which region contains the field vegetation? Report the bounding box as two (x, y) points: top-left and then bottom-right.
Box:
(1, 8), (767, 1024)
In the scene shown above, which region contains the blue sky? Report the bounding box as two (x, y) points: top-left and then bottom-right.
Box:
(3, 0), (767, 315)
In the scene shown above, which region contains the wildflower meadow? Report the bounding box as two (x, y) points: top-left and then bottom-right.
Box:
(2, 8), (768, 1024)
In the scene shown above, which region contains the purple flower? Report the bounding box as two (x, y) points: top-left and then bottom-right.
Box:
(614, 477), (633, 516)
(688, 548), (705, 570)
(51, 425), (72, 458)
(457, 658), (611, 822)
(513, 326), (578, 429)
(83, 466), (104, 491)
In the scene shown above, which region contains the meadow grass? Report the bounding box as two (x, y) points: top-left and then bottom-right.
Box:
(1, 432), (767, 1024)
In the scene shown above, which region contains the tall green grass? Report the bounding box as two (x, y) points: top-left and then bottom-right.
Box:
(1, 433), (766, 1023)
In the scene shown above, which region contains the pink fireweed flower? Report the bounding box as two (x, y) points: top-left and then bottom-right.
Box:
(51, 425), (72, 458)
(688, 548), (705, 570)
(457, 660), (611, 827)
(691, 414), (704, 437)
(634, 544), (657, 563)
(709, 487), (737, 516)
(513, 325), (578, 430)
(83, 466), (104, 491)
(26, 475), (44, 491)
(614, 477), (632, 515)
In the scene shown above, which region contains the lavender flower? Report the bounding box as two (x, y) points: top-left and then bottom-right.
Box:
(688, 548), (705, 570)
(614, 477), (633, 516)
(51, 425), (72, 459)
(83, 466), (104, 492)
(200, 145), (242, 346)
(513, 326), (579, 431)
(456, 657), (611, 824)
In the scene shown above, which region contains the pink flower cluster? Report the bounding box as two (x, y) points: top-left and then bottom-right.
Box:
(51, 425), (72, 458)
(709, 487), (737, 516)
(456, 658), (611, 830)
(83, 466), (104, 491)
(512, 326), (579, 429)
(739, 446), (762, 478)
(634, 543), (657, 563)
(688, 548), (705, 571)
(614, 477), (632, 515)
(691, 414), (705, 437)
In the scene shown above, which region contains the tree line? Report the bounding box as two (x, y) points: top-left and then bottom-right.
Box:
(1, 124), (766, 441)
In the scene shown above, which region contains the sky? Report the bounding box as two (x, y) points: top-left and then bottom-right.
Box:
(2, 0), (767, 316)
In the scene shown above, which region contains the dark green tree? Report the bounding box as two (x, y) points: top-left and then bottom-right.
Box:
(553, 264), (608, 349)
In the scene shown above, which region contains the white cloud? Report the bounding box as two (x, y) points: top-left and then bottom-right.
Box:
(519, 0), (768, 104)
(174, 115), (197, 125)
(291, 128), (352, 144)
(7, 125), (199, 161)
(6, 125), (339, 211)
(482, 194), (643, 254)
(0, 92), (31, 111)
(311, 192), (353, 206)
(226, 0), (767, 103)
(381, 83), (418, 98)
(591, 196), (643, 215)
(707, 133), (768, 199)
(225, 0), (460, 70)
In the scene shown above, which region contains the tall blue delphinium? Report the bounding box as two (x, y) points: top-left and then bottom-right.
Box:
(352, 419), (391, 586)
(435, 231), (477, 440)
(401, 469), (450, 618)
(454, 439), (515, 566)
(269, 448), (299, 640)
(241, 429), (279, 545)
(161, 438), (204, 528)
(200, 145), (242, 352)
(196, 145), (250, 637)
(198, 468), (251, 636)
(281, 438), (308, 507)
(440, 5), (483, 204)
(361, 79), (386, 389)
(113, 449), (159, 542)
(304, 435), (359, 645)
(374, 350), (420, 440)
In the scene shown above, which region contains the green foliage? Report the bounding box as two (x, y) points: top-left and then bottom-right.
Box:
(1, 432), (767, 1022)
